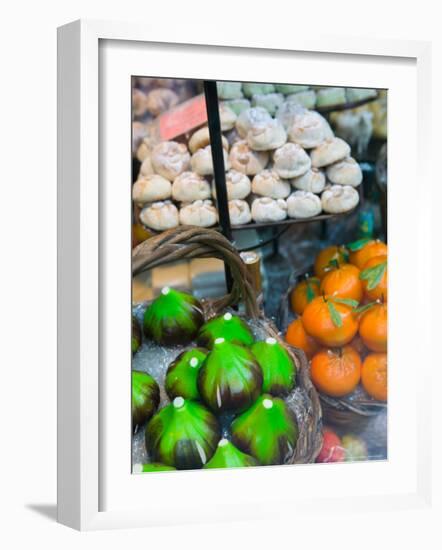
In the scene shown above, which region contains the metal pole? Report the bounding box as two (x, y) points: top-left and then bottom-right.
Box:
(203, 80), (233, 292)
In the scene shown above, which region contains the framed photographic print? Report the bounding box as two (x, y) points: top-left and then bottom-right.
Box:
(57, 19), (432, 530)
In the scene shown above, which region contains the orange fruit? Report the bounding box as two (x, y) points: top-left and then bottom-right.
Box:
(361, 353), (387, 401)
(314, 246), (348, 280)
(349, 240), (387, 270)
(285, 318), (319, 359)
(360, 255), (388, 302)
(320, 264), (363, 303)
(302, 296), (358, 347)
(310, 346), (361, 397)
(290, 277), (321, 315)
(359, 303), (387, 352)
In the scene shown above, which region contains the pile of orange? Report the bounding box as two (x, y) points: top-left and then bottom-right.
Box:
(285, 239), (388, 402)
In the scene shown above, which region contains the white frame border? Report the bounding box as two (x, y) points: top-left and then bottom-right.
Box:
(57, 19), (432, 531)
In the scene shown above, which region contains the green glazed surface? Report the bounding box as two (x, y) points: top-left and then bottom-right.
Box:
(251, 339), (296, 396)
(198, 339), (263, 414)
(146, 398), (220, 470)
(197, 313), (254, 349)
(231, 394), (299, 465)
(165, 348), (208, 400)
(143, 288), (204, 346)
(132, 370), (160, 430)
(203, 439), (259, 469)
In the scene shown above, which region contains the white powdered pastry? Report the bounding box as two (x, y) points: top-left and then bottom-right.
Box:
(132, 121), (148, 154)
(252, 169), (291, 199)
(286, 90), (317, 110)
(140, 201), (179, 231)
(229, 200), (252, 225)
(292, 168), (326, 194)
(321, 185), (359, 213)
(236, 107), (272, 138)
(136, 131), (158, 162)
(287, 190), (322, 218)
(188, 127), (229, 154)
(325, 157), (363, 187)
(247, 119), (287, 151)
(273, 143), (311, 179)
(219, 104), (237, 131)
(212, 170), (251, 200)
(179, 200), (218, 227)
(229, 140), (269, 175)
(138, 155), (155, 178)
(222, 99), (251, 116)
(316, 87), (347, 108)
(190, 145), (230, 176)
(275, 101), (307, 131)
(251, 197), (288, 223)
(151, 141), (190, 181)
(288, 110), (333, 149)
(132, 175), (172, 205)
(145, 88), (179, 116)
(251, 93), (284, 116)
(310, 137), (351, 168)
(172, 172), (211, 202)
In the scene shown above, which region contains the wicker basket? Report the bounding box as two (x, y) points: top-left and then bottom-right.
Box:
(132, 226), (323, 464)
(277, 266), (387, 432)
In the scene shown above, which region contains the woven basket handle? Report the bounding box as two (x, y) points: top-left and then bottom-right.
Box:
(132, 226), (260, 319)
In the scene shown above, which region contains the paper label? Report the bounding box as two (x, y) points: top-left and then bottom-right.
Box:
(158, 94), (207, 140)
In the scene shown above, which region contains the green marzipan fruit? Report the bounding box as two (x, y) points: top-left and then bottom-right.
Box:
(165, 348), (208, 400)
(143, 287), (204, 346)
(251, 338), (296, 396)
(134, 463), (176, 473)
(198, 339), (263, 414)
(231, 394), (299, 465)
(146, 398), (220, 470)
(132, 371), (160, 431)
(203, 439), (259, 469)
(197, 313), (254, 349)
(132, 315), (141, 355)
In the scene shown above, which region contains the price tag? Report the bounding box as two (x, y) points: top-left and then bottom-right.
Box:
(158, 94), (207, 140)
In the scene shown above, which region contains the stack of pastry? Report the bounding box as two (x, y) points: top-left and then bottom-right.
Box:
(133, 81), (365, 231)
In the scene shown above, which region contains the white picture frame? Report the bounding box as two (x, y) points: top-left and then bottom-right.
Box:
(57, 19), (432, 531)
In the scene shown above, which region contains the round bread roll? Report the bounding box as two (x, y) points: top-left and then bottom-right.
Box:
(132, 175), (172, 205)
(172, 172), (211, 202)
(139, 201), (179, 231)
(247, 119), (287, 151)
(145, 88), (179, 116)
(132, 121), (148, 154)
(212, 170), (251, 200)
(229, 199), (252, 225)
(151, 141), (190, 180)
(287, 190), (322, 218)
(273, 143), (311, 179)
(252, 169), (291, 199)
(217, 82), (243, 100)
(251, 93), (284, 116)
(236, 107), (272, 138)
(136, 132), (158, 162)
(291, 168), (326, 194)
(288, 110), (333, 149)
(229, 140), (269, 175)
(251, 197), (288, 223)
(321, 185), (360, 213)
(190, 145), (230, 176)
(310, 137), (351, 168)
(222, 98), (251, 116)
(179, 200), (218, 227)
(188, 127), (229, 154)
(326, 157), (363, 187)
(138, 155), (155, 178)
(242, 83), (275, 97)
(219, 104), (237, 131)
(276, 101), (307, 131)
(132, 88), (148, 118)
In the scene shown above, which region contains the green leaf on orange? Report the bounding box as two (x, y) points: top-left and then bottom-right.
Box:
(306, 281), (316, 303)
(327, 301), (343, 328)
(360, 261), (387, 290)
(354, 301), (377, 315)
(332, 297), (359, 308)
(346, 238), (371, 252)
